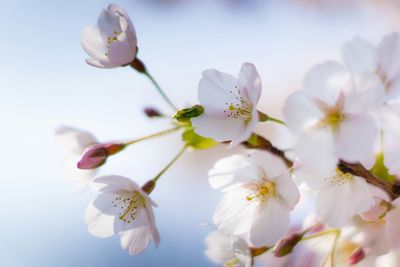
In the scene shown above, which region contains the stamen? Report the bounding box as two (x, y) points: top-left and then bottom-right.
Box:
(246, 180), (276, 203)
(224, 86), (253, 121)
(112, 192), (145, 224)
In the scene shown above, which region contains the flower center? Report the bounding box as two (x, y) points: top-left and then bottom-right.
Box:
(326, 169), (353, 186)
(224, 86), (253, 121)
(112, 192), (145, 224)
(315, 97), (345, 130)
(246, 180), (276, 203)
(225, 258), (240, 267)
(104, 30), (122, 57)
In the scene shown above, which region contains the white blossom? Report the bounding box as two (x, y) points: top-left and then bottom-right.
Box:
(192, 63), (262, 146)
(85, 176), (160, 255)
(55, 126), (98, 190)
(283, 61), (383, 176)
(81, 4), (137, 68)
(204, 231), (252, 267)
(209, 151), (299, 246)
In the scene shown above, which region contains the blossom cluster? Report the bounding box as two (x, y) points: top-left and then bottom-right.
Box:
(57, 3), (400, 266)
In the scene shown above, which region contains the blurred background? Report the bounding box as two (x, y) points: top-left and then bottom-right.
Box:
(1, 0), (400, 266)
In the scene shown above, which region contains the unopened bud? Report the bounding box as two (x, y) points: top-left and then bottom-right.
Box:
(273, 232), (303, 257)
(141, 180), (156, 194)
(348, 248), (365, 265)
(144, 107), (163, 118)
(77, 143), (125, 169)
(174, 105), (204, 123)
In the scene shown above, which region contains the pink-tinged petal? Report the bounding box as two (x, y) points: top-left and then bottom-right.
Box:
(191, 114), (244, 142)
(77, 143), (125, 170)
(250, 198), (290, 246)
(81, 26), (108, 62)
(85, 58), (117, 68)
(385, 206), (400, 249)
(55, 126), (97, 154)
(92, 175), (138, 193)
(208, 155), (259, 190)
(197, 69), (239, 114)
(107, 38), (136, 66)
(335, 114), (377, 163)
(275, 173), (300, 209)
(250, 150), (288, 180)
(361, 197), (387, 222)
(98, 8), (121, 36)
(341, 36), (377, 74)
(213, 189), (257, 236)
(295, 129), (337, 177)
(303, 61), (350, 105)
(377, 32), (400, 100)
(238, 63), (262, 104)
(282, 91), (322, 134)
(85, 199), (115, 238)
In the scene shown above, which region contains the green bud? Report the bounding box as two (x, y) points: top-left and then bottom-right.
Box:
(174, 105), (204, 123)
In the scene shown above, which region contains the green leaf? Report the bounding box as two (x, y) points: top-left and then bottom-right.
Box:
(371, 153), (396, 183)
(182, 128), (217, 149)
(174, 105), (204, 123)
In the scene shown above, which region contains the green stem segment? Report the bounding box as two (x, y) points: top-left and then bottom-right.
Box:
(144, 71), (178, 111)
(125, 127), (180, 146)
(153, 145), (188, 183)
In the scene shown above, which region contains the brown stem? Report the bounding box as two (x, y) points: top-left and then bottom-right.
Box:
(244, 134), (400, 199)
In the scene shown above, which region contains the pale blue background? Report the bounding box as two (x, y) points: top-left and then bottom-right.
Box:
(0, 0), (399, 266)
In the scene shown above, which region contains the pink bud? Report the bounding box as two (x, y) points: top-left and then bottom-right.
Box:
(77, 143), (125, 169)
(273, 232), (303, 257)
(348, 248), (365, 265)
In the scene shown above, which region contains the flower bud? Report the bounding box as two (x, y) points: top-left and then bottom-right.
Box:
(144, 107), (163, 118)
(174, 105), (204, 123)
(348, 248), (365, 265)
(273, 232), (303, 257)
(77, 143), (125, 169)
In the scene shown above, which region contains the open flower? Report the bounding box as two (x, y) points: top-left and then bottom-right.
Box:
(209, 151), (299, 246)
(342, 32), (400, 101)
(191, 63), (262, 146)
(283, 61), (382, 176)
(55, 126), (98, 190)
(204, 231), (252, 267)
(294, 167), (374, 227)
(81, 4), (137, 68)
(85, 176), (160, 255)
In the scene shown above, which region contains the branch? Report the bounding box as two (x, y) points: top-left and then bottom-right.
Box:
(244, 134), (400, 200)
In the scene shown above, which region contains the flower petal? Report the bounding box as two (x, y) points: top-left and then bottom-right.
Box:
(85, 199), (115, 238)
(250, 198), (290, 246)
(385, 206), (400, 249)
(250, 150), (288, 180)
(92, 175), (139, 193)
(55, 126), (97, 154)
(341, 36), (377, 74)
(335, 114), (377, 163)
(238, 63), (262, 104)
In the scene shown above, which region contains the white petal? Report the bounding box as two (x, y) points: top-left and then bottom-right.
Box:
(85, 199), (115, 238)
(208, 154), (259, 190)
(377, 32), (400, 100)
(295, 129), (337, 177)
(92, 175), (139, 193)
(231, 236), (252, 266)
(55, 126), (97, 154)
(80, 26), (108, 62)
(204, 231), (234, 265)
(335, 114), (377, 163)
(275, 173), (300, 209)
(292, 166), (327, 190)
(250, 150), (288, 180)
(238, 63), (262, 104)
(385, 206), (400, 249)
(86, 58), (117, 68)
(198, 69), (238, 114)
(191, 114), (244, 142)
(119, 226), (153, 255)
(250, 198), (290, 246)
(282, 91), (322, 134)
(316, 176), (373, 227)
(229, 109), (258, 147)
(213, 189), (257, 236)
(341, 36), (377, 74)
(303, 61), (350, 105)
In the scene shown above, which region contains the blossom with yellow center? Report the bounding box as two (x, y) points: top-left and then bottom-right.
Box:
(208, 151), (299, 247)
